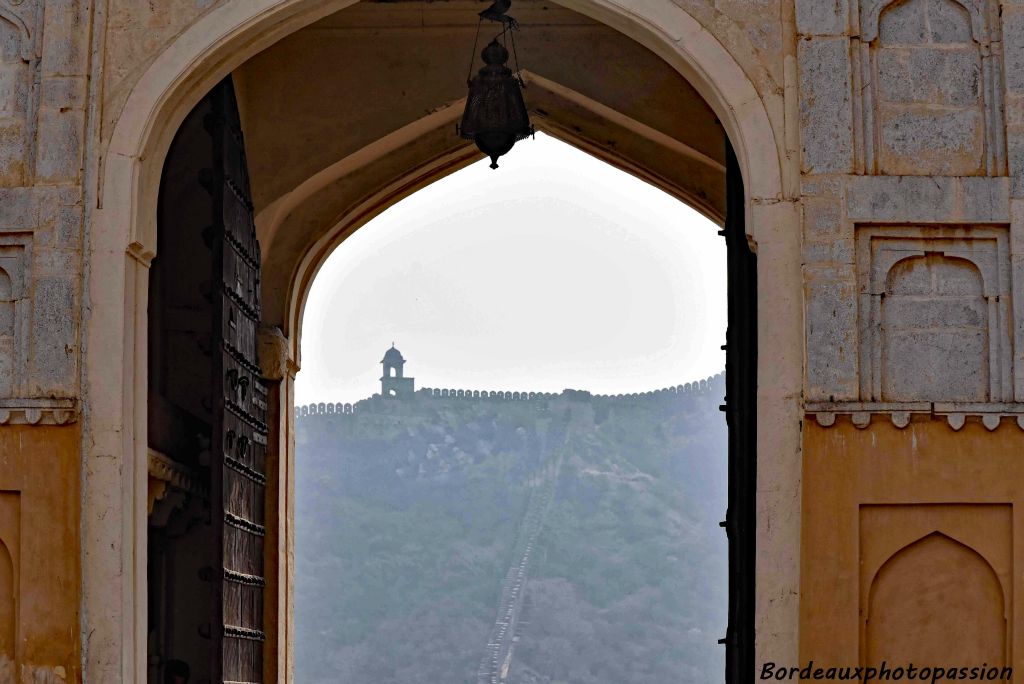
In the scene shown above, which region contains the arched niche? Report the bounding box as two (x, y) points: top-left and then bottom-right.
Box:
(0, 536), (14, 679)
(881, 253), (988, 401)
(0, 267), (13, 335)
(856, 225), (1013, 403)
(862, 0), (989, 44)
(865, 532), (1006, 672)
(858, 0), (1004, 175)
(0, 266), (14, 398)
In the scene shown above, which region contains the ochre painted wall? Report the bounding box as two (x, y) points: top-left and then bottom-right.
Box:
(802, 418), (1022, 676)
(0, 425), (80, 683)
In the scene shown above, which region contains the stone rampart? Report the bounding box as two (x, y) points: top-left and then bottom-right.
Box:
(295, 373), (726, 419)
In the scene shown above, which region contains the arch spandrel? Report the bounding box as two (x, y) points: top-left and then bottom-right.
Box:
(95, 0), (785, 257)
(232, 3), (729, 212)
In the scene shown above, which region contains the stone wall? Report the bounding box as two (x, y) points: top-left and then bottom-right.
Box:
(798, 0), (1024, 429)
(802, 419), (1024, 674)
(796, 0), (1024, 674)
(0, 1), (89, 679)
(0, 424), (80, 682)
(0, 0), (86, 423)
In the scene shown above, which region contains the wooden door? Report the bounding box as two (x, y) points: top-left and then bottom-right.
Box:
(205, 78), (268, 684)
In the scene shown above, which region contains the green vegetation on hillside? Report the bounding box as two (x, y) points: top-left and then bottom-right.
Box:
(295, 380), (727, 683)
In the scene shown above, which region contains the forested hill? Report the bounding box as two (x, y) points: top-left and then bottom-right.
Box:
(295, 375), (728, 684)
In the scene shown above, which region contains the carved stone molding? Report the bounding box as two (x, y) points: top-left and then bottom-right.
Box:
(0, 398), (75, 425)
(147, 450), (208, 531)
(807, 401), (1024, 431)
(147, 449), (207, 497)
(257, 324), (294, 381)
(146, 448), (207, 524)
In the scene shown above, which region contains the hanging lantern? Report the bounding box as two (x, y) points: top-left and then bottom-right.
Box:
(459, 39), (533, 169)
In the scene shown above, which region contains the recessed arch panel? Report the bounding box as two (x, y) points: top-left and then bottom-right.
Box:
(880, 253), (989, 402)
(0, 537), (13, 679)
(866, 532), (1006, 671)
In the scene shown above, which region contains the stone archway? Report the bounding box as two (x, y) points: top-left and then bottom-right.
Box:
(83, 2), (801, 682)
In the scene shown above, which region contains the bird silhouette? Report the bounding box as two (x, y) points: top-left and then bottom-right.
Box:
(479, 0), (518, 29)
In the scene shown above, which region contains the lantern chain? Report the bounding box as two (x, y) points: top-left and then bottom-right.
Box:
(509, 23), (523, 86)
(467, 18), (483, 85)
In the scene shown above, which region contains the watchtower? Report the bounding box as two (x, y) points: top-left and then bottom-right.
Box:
(381, 344), (415, 398)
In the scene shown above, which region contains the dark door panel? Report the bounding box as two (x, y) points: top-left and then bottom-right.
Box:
(722, 140), (757, 683)
(205, 78), (268, 684)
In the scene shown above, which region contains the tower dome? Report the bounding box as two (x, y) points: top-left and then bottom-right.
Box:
(381, 345), (405, 365)
(380, 344), (414, 398)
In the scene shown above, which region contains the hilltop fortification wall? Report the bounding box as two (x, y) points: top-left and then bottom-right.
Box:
(295, 373), (725, 419)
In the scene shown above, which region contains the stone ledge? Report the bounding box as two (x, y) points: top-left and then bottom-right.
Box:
(806, 401), (1024, 431)
(0, 398), (77, 425)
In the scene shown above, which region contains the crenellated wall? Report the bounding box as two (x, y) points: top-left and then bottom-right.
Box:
(294, 374), (727, 419)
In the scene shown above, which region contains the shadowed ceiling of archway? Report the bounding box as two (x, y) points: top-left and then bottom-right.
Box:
(230, 0), (726, 331)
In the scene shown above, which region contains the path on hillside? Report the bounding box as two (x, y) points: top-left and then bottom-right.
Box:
(476, 415), (573, 684)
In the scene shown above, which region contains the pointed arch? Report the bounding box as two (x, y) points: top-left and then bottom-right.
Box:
(82, 2), (799, 683)
(0, 5), (33, 61)
(0, 267), (11, 301)
(865, 532), (1006, 671)
(0, 535), (14, 675)
(861, 0), (990, 43)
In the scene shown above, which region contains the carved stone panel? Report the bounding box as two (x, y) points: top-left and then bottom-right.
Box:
(857, 225), (1012, 403)
(856, 0), (1005, 175)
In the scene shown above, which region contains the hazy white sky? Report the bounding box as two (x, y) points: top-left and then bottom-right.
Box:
(295, 133), (726, 406)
